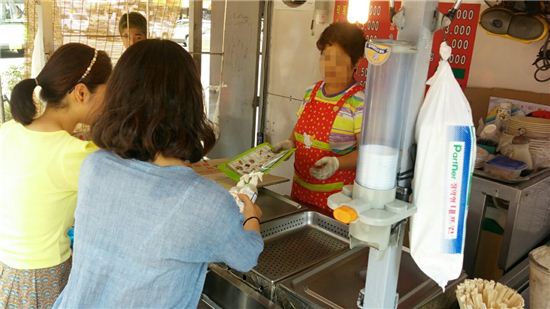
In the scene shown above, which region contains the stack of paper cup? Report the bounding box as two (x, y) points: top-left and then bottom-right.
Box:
(456, 278), (524, 309)
(356, 144), (399, 190)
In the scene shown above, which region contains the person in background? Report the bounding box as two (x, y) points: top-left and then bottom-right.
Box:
(273, 22), (366, 214)
(119, 12), (147, 48)
(54, 39), (264, 308)
(0, 43), (112, 308)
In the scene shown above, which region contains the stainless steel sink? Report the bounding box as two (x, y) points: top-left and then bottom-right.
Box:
(201, 264), (279, 309)
(276, 247), (467, 309)
(256, 188), (303, 223)
(233, 211), (350, 301)
(200, 190), (304, 309)
(197, 294), (219, 309)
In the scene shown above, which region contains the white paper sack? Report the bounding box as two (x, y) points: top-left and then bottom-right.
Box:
(411, 42), (476, 290)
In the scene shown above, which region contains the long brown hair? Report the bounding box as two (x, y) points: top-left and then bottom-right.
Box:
(9, 43), (112, 125)
(91, 39), (215, 163)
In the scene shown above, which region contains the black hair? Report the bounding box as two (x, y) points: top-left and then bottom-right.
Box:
(316, 22), (366, 66)
(92, 39), (215, 163)
(9, 43), (112, 125)
(119, 12), (147, 35)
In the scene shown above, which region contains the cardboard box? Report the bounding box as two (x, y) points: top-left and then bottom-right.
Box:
(464, 87), (550, 123)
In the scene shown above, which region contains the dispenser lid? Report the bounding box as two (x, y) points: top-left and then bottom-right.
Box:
(370, 39), (416, 53)
(364, 40), (416, 65)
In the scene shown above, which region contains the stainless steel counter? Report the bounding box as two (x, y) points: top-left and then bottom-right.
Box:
(201, 189), (466, 309)
(201, 264), (279, 309)
(256, 188), (303, 223)
(232, 210), (350, 300)
(276, 247), (466, 309)
(464, 171), (550, 275)
(201, 188), (304, 308)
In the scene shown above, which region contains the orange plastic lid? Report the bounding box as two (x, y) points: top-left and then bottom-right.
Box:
(333, 206), (358, 224)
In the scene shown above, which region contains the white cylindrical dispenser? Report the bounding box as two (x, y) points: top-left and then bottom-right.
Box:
(356, 40), (416, 191)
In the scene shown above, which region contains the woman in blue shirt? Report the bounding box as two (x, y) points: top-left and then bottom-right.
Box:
(54, 39), (264, 308)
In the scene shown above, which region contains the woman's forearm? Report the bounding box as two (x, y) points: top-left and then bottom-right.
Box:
(336, 150), (358, 169)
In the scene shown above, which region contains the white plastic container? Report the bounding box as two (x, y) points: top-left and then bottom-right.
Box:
(356, 144), (399, 190)
(356, 40), (416, 191)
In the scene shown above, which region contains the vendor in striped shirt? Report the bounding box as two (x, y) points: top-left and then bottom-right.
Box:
(272, 22), (366, 213)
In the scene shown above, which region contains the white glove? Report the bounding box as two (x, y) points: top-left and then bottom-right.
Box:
(310, 156), (339, 180)
(271, 139), (295, 153)
(229, 173), (263, 212)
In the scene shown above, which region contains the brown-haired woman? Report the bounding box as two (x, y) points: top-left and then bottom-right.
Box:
(273, 21), (366, 214)
(54, 39), (263, 308)
(0, 43), (112, 307)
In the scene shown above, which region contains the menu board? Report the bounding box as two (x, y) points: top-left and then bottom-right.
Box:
(217, 143), (295, 181)
(333, 1), (480, 88)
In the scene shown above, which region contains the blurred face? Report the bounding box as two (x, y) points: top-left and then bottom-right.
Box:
(320, 43), (354, 85)
(121, 27), (146, 48)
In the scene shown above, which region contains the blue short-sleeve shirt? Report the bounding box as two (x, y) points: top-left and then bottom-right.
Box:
(54, 150), (263, 308)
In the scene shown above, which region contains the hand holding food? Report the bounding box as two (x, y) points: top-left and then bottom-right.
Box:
(239, 194), (263, 220)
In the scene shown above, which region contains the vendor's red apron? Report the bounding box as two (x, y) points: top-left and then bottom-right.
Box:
(291, 81), (364, 213)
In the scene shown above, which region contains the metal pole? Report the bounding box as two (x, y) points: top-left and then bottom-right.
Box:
(0, 74), (5, 123)
(363, 1), (439, 308)
(255, 0), (273, 145)
(146, 0), (149, 38)
(189, 0), (203, 70)
(212, 0), (228, 121)
(395, 0), (438, 196)
(363, 223), (405, 308)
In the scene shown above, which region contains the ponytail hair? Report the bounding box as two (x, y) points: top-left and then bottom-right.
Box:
(8, 43), (112, 125)
(9, 78), (39, 125)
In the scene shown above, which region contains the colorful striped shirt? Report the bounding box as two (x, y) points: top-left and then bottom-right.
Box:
(297, 82), (365, 155)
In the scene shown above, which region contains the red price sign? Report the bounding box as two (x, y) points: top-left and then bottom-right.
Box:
(333, 1), (349, 22)
(333, 1), (480, 88)
(429, 3), (481, 88)
(353, 1), (401, 83)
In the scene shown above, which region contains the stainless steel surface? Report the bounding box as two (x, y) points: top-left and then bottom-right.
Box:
(452, 0), (463, 10)
(277, 247), (467, 309)
(234, 211), (349, 300)
(256, 188), (303, 223)
(255, 0), (273, 143)
(464, 171), (550, 275)
(521, 287), (530, 309)
(498, 254), (530, 293)
(202, 264), (278, 309)
(258, 211), (348, 282)
(198, 294), (220, 309)
(498, 256), (530, 308)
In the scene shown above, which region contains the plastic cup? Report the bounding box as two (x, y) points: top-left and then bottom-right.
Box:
(356, 144), (399, 190)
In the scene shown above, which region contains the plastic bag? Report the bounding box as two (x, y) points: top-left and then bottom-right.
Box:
(410, 42), (476, 290)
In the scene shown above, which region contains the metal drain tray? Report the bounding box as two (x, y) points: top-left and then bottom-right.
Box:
(256, 188), (303, 223)
(232, 211), (350, 300)
(276, 247), (467, 309)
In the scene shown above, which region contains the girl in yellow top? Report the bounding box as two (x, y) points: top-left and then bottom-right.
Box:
(0, 43), (112, 308)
